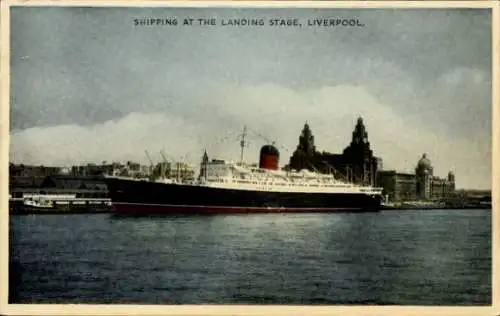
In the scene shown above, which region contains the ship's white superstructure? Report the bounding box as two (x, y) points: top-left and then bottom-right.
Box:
(198, 159), (383, 195)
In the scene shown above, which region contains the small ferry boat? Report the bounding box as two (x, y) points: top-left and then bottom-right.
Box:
(12, 193), (112, 214)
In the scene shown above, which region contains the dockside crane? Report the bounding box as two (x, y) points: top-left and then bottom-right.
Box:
(160, 149), (185, 183)
(145, 150), (154, 176)
(159, 150), (170, 178)
(160, 150), (168, 163)
(248, 127), (290, 154)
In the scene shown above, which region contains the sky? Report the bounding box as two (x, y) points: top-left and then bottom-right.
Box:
(9, 6), (492, 190)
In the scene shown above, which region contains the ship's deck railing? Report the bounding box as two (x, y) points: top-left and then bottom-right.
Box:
(204, 174), (383, 191)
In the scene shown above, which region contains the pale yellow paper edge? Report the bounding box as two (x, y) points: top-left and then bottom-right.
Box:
(0, 1), (498, 315)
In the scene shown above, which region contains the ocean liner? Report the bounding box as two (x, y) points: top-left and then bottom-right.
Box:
(103, 128), (384, 214)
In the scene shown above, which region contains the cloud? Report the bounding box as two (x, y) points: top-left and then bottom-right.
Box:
(10, 83), (491, 190)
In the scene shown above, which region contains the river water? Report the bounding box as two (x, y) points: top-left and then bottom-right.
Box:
(9, 209), (491, 305)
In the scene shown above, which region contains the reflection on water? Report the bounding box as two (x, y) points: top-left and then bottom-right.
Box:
(10, 209), (491, 305)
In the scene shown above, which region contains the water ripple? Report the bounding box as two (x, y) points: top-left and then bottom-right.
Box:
(9, 209), (491, 305)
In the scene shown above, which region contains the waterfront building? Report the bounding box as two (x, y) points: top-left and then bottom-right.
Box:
(430, 174), (455, 200)
(9, 174), (109, 199)
(377, 154), (455, 202)
(72, 162), (154, 178)
(287, 121), (317, 172)
(71, 163), (120, 176)
(376, 171), (417, 201)
(9, 163), (61, 188)
(287, 117), (381, 186)
(415, 153), (455, 200)
(40, 174), (108, 191)
(171, 162), (196, 181)
(38, 174), (109, 198)
(154, 161), (196, 181)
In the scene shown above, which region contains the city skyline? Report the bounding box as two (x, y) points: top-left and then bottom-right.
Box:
(9, 7), (492, 190)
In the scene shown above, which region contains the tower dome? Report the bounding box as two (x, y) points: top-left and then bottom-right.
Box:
(417, 153), (432, 170)
(448, 170), (455, 182)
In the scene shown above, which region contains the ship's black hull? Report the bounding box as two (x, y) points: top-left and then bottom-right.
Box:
(104, 177), (382, 214)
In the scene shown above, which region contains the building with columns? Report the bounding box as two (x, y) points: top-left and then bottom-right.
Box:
(415, 153), (455, 200)
(377, 153), (455, 202)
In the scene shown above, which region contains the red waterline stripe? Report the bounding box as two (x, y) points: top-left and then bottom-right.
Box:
(112, 202), (374, 214)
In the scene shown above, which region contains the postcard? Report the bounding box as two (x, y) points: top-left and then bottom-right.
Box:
(2, 1), (498, 315)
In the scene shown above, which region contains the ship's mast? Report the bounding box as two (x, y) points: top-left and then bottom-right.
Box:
(239, 125), (247, 165)
(248, 126), (290, 154)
